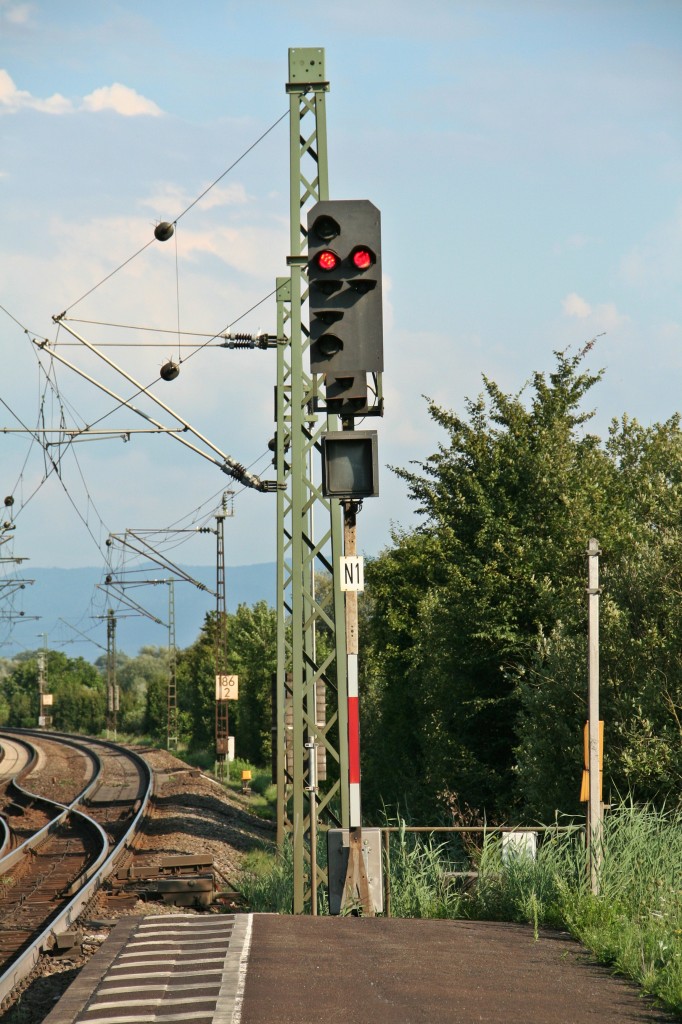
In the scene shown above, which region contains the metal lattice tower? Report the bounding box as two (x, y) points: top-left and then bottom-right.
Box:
(214, 499), (231, 779)
(106, 609), (117, 737)
(167, 579), (178, 750)
(275, 48), (349, 913)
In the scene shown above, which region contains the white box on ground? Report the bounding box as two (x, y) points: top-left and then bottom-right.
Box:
(501, 830), (537, 862)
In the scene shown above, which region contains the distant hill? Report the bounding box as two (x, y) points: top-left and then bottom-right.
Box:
(0, 563), (276, 661)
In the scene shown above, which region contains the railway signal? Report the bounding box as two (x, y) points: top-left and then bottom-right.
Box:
(307, 199), (383, 413)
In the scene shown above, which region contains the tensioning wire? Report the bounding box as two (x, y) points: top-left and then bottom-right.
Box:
(61, 109), (289, 315)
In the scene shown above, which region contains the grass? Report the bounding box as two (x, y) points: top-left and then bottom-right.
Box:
(238, 841), (294, 913)
(234, 801), (682, 1017)
(555, 803), (682, 1014)
(387, 821), (464, 919)
(223, 758), (278, 821)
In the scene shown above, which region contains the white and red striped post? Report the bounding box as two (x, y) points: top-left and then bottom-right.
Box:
(342, 499), (374, 914)
(348, 651), (361, 826)
(343, 500), (362, 826)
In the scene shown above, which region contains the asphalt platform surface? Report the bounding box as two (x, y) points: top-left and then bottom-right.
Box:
(240, 916), (679, 1024)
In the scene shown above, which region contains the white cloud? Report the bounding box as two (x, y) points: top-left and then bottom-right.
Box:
(553, 233), (593, 255)
(562, 292), (592, 318)
(141, 182), (249, 218)
(172, 221), (288, 279)
(0, 68), (72, 114)
(0, 71), (160, 118)
(561, 292), (628, 333)
(3, 2), (32, 25)
(81, 83), (162, 117)
(593, 302), (628, 332)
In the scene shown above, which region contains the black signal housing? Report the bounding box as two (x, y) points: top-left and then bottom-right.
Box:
(307, 199), (383, 414)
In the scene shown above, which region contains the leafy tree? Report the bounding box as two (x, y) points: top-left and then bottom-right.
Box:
(229, 601), (277, 764)
(516, 414), (682, 816)
(361, 350), (682, 822)
(116, 646), (168, 735)
(144, 668), (169, 744)
(177, 613), (217, 750)
(0, 650), (105, 733)
(176, 603), (277, 764)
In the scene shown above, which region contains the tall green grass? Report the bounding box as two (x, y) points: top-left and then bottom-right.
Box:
(238, 841), (295, 913)
(556, 803), (682, 1014)
(388, 821), (464, 919)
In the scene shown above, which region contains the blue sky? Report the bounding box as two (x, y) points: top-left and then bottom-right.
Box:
(1, 1), (682, 650)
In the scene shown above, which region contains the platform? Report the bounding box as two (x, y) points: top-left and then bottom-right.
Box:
(44, 913), (676, 1024)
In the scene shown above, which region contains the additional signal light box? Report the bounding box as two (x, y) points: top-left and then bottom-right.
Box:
(321, 431), (379, 499)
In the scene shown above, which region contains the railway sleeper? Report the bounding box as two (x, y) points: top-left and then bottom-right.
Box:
(109, 854), (218, 908)
(42, 928), (79, 955)
(115, 853), (214, 881)
(115, 872), (216, 909)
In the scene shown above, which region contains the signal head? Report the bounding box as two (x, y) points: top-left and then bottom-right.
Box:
(350, 246), (375, 271)
(314, 249), (339, 272)
(312, 214), (340, 243)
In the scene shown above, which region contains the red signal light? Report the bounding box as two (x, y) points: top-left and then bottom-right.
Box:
(351, 246), (373, 271)
(315, 249), (339, 272)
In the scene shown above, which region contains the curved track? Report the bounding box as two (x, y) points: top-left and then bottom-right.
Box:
(0, 736), (32, 781)
(0, 729), (153, 1009)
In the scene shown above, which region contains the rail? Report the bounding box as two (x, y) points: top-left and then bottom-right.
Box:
(0, 733), (101, 875)
(0, 730), (153, 1007)
(0, 735), (39, 861)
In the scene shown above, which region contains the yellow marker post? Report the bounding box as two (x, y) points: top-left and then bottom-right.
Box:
(580, 720), (603, 802)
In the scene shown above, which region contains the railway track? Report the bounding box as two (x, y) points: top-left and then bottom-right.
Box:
(0, 729), (152, 1010)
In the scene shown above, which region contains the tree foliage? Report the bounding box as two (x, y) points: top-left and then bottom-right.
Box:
(0, 602), (277, 767)
(361, 351), (682, 822)
(0, 650), (105, 733)
(176, 602), (277, 762)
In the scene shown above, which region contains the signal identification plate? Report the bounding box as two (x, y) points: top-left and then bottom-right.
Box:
(340, 556), (364, 592)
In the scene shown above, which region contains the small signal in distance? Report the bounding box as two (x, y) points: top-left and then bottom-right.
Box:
(315, 249), (339, 271)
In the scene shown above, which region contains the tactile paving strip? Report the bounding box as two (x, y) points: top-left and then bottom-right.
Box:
(44, 913), (252, 1024)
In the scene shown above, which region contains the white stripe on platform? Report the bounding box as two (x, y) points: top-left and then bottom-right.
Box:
(102, 968), (223, 982)
(126, 942), (229, 952)
(230, 912), (253, 1024)
(112, 954), (224, 962)
(139, 922), (233, 932)
(87, 994), (218, 1010)
(79, 1014), (211, 1024)
(97, 983), (220, 996)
